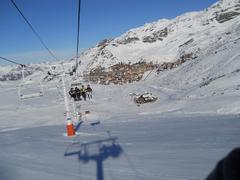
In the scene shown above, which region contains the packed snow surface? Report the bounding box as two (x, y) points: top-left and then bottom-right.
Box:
(1, 114), (240, 180)
(1, 73), (240, 180)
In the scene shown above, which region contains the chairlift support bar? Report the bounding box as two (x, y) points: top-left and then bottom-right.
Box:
(61, 64), (71, 119)
(21, 65), (25, 81)
(71, 0), (82, 75)
(19, 91), (44, 99)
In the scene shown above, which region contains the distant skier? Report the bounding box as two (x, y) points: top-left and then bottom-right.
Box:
(80, 85), (87, 101)
(86, 84), (93, 99)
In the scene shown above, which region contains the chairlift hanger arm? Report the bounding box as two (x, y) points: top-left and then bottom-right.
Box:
(75, 0), (81, 67)
(71, 0), (82, 75)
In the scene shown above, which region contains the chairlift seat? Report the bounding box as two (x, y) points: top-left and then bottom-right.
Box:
(71, 82), (82, 87)
(19, 92), (43, 99)
(18, 80), (44, 99)
(74, 98), (82, 102)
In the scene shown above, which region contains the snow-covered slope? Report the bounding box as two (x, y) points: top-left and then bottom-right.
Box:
(76, 0), (240, 72)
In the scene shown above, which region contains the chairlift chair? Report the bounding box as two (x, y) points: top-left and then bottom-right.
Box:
(69, 62), (85, 87)
(18, 80), (44, 99)
(71, 82), (82, 88)
(70, 75), (84, 88)
(18, 66), (44, 99)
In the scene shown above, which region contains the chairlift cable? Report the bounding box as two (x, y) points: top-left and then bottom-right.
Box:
(75, 0), (82, 71)
(9, 0), (84, 118)
(0, 56), (25, 67)
(10, 0), (59, 61)
(143, 68), (155, 81)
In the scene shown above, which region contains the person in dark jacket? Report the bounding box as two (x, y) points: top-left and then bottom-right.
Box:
(206, 147), (240, 180)
(69, 88), (76, 100)
(75, 87), (81, 101)
(86, 84), (93, 99)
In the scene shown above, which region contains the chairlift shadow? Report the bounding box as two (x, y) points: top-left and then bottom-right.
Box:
(64, 137), (123, 180)
(74, 120), (83, 132)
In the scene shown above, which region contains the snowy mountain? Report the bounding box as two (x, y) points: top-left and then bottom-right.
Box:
(1, 0), (240, 90)
(1, 0), (240, 84)
(76, 0), (240, 72)
(0, 65), (44, 81)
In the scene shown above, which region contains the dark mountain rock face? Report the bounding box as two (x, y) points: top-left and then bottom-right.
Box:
(142, 28), (168, 43)
(216, 11), (240, 23)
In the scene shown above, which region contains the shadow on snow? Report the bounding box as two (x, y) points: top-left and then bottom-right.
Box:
(64, 136), (123, 180)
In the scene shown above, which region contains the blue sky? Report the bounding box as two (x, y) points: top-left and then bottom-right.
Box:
(0, 0), (218, 65)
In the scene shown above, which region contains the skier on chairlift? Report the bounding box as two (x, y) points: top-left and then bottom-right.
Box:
(80, 85), (87, 101)
(69, 88), (76, 101)
(86, 84), (93, 99)
(75, 87), (81, 101)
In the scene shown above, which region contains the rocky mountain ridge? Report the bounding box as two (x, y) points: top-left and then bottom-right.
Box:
(72, 0), (240, 84)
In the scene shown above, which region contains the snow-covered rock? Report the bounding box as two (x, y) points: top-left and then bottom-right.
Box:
(133, 93), (158, 104)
